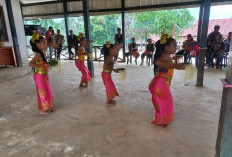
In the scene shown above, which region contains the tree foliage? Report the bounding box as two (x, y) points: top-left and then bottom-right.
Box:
(90, 14), (120, 45)
(134, 9), (195, 37)
(24, 9), (195, 46)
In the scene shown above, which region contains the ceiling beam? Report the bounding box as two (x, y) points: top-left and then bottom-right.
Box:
(21, 0), (232, 18)
(124, 1), (201, 11)
(21, 0), (81, 7)
(23, 12), (64, 17)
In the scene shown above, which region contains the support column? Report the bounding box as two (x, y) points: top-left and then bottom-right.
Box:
(197, 2), (204, 43)
(121, 0), (126, 62)
(196, 0), (211, 86)
(82, 0), (94, 76)
(63, 0), (69, 43)
(5, 0), (22, 67)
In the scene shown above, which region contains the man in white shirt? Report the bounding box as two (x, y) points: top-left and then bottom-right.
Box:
(55, 29), (65, 60)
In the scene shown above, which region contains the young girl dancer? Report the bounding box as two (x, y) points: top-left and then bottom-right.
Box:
(29, 36), (55, 115)
(102, 44), (121, 106)
(149, 34), (185, 128)
(75, 37), (92, 88)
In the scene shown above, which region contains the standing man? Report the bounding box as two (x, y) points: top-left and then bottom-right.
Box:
(55, 29), (65, 60)
(114, 28), (123, 62)
(67, 30), (77, 59)
(46, 26), (54, 61)
(206, 25), (221, 65)
(50, 29), (57, 58)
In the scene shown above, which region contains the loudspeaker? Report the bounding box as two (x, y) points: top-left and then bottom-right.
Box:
(24, 25), (42, 36)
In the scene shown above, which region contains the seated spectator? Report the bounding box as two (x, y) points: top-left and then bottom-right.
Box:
(101, 41), (111, 61)
(140, 39), (154, 66)
(210, 34), (225, 69)
(206, 25), (221, 66)
(175, 34), (196, 62)
(125, 37), (140, 64)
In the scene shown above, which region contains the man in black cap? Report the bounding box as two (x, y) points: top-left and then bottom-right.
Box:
(67, 30), (77, 59)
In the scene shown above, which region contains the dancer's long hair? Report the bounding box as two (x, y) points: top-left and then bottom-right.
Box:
(153, 36), (175, 75)
(30, 36), (47, 62)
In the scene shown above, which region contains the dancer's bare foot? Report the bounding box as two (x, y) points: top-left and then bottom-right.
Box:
(79, 83), (88, 88)
(49, 107), (56, 112)
(158, 124), (167, 128)
(151, 122), (168, 128)
(106, 100), (116, 107)
(39, 110), (49, 115)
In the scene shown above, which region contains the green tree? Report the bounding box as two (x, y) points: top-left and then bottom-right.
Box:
(92, 24), (108, 45)
(68, 17), (85, 35)
(134, 9), (195, 37)
(90, 14), (120, 45)
(103, 14), (120, 42)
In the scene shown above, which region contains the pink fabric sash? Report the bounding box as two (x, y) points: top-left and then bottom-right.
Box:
(149, 76), (174, 125)
(102, 71), (119, 100)
(75, 59), (91, 84)
(33, 73), (54, 111)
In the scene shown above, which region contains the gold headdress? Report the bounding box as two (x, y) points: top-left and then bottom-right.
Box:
(160, 34), (171, 45)
(106, 41), (111, 48)
(77, 32), (84, 41)
(31, 33), (40, 43)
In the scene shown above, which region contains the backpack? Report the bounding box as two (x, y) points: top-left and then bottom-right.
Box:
(189, 43), (199, 56)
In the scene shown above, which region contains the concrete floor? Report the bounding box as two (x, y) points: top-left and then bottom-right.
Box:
(0, 60), (224, 157)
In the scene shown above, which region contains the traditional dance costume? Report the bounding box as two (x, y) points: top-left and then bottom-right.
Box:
(75, 48), (91, 84)
(149, 62), (174, 125)
(34, 59), (54, 111)
(102, 61), (119, 100)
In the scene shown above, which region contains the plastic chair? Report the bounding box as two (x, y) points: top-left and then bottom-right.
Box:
(209, 52), (225, 69)
(125, 52), (132, 65)
(220, 52), (228, 69)
(145, 53), (153, 66)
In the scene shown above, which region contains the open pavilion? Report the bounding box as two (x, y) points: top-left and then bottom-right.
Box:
(1, 0), (232, 156)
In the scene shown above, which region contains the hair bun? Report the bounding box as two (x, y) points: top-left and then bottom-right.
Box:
(30, 39), (36, 47)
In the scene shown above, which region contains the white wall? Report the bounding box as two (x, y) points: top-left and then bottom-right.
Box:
(0, 0), (28, 65)
(12, 0), (28, 64)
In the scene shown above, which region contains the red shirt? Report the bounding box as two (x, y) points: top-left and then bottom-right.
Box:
(46, 30), (51, 44)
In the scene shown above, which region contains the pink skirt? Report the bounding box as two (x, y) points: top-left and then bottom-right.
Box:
(75, 59), (91, 84)
(149, 76), (174, 125)
(102, 71), (119, 100)
(33, 73), (54, 111)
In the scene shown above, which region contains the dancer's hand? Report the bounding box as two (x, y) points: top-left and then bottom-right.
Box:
(174, 64), (185, 70)
(113, 69), (119, 73)
(117, 44), (122, 49)
(50, 43), (59, 48)
(43, 64), (50, 69)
